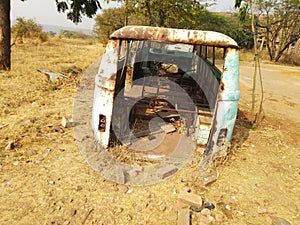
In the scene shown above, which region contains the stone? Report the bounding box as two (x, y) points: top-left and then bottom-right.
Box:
(270, 216), (291, 225)
(197, 215), (210, 225)
(215, 214), (223, 223)
(257, 207), (268, 214)
(175, 200), (189, 209)
(127, 214), (132, 221)
(26, 149), (37, 156)
(132, 203), (143, 212)
(114, 207), (123, 214)
(117, 184), (129, 193)
(157, 165), (178, 179)
(69, 209), (77, 216)
(177, 208), (190, 225)
(5, 141), (15, 150)
(116, 166), (126, 184)
(201, 172), (218, 186)
(62, 220), (70, 225)
(200, 208), (212, 216)
(266, 216), (273, 224)
(53, 125), (64, 133)
(207, 215), (215, 223)
(178, 189), (202, 208)
(49, 180), (55, 185)
(159, 205), (166, 211)
(74, 185), (83, 191)
(61, 117), (73, 128)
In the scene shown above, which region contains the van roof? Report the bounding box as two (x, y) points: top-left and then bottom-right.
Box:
(110, 26), (239, 48)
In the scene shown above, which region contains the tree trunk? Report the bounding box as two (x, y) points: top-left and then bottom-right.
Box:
(0, 0), (11, 70)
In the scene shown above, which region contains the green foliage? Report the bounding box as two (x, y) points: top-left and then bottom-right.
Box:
(93, 7), (127, 44)
(234, 0), (250, 23)
(222, 13), (254, 49)
(11, 17), (48, 44)
(59, 30), (94, 39)
(48, 31), (57, 37)
(93, 1), (255, 50)
(56, 0), (101, 23)
(132, 0), (213, 28)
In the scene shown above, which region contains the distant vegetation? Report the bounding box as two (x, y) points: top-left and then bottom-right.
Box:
(93, 5), (253, 50)
(93, 0), (299, 65)
(58, 30), (95, 39)
(11, 17), (48, 44)
(11, 17), (95, 46)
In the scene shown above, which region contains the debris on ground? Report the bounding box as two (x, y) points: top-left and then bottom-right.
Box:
(37, 69), (69, 83)
(53, 125), (64, 133)
(5, 138), (22, 150)
(190, 202), (215, 212)
(268, 216), (291, 225)
(201, 172), (218, 186)
(61, 116), (74, 128)
(178, 188), (203, 208)
(157, 165), (178, 179)
(177, 208), (190, 225)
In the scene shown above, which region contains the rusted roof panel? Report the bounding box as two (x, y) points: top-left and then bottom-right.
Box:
(110, 26), (239, 48)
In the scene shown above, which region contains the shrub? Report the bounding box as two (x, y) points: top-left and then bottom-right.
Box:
(12, 17), (48, 44)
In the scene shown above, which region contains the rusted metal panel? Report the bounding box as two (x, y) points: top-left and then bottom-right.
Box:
(92, 40), (119, 148)
(110, 26), (239, 48)
(200, 48), (240, 169)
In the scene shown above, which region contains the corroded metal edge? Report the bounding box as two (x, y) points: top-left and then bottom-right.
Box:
(110, 26), (239, 48)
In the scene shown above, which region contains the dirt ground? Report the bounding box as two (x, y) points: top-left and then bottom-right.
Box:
(0, 40), (299, 225)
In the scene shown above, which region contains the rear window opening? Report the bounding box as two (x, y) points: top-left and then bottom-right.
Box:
(107, 39), (225, 163)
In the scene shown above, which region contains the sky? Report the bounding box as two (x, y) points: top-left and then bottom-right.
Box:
(11, 0), (235, 30)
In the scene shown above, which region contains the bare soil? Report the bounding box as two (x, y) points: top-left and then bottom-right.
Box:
(0, 41), (299, 225)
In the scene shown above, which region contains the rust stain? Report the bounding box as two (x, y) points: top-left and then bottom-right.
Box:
(110, 26), (239, 48)
(219, 82), (225, 92)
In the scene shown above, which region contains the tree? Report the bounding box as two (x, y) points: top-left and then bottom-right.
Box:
(94, 1), (251, 47)
(135, 0), (214, 28)
(94, 1), (223, 43)
(256, 0), (300, 62)
(0, 0), (101, 70)
(235, 0), (264, 125)
(221, 13), (254, 49)
(94, 7), (129, 44)
(105, 0), (214, 28)
(11, 17), (47, 44)
(0, 0), (10, 70)
(235, 0), (300, 62)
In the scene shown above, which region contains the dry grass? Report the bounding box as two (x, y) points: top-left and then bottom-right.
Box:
(0, 37), (104, 157)
(0, 38), (299, 225)
(239, 49), (271, 62)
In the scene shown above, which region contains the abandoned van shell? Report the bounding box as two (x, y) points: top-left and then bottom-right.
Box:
(92, 26), (240, 171)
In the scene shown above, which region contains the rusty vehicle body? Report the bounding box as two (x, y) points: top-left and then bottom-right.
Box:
(92, 26), (240, 170)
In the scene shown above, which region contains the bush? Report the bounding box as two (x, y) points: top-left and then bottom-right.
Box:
(12, 17), (48, 44)
(59, 30), (94, 39)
